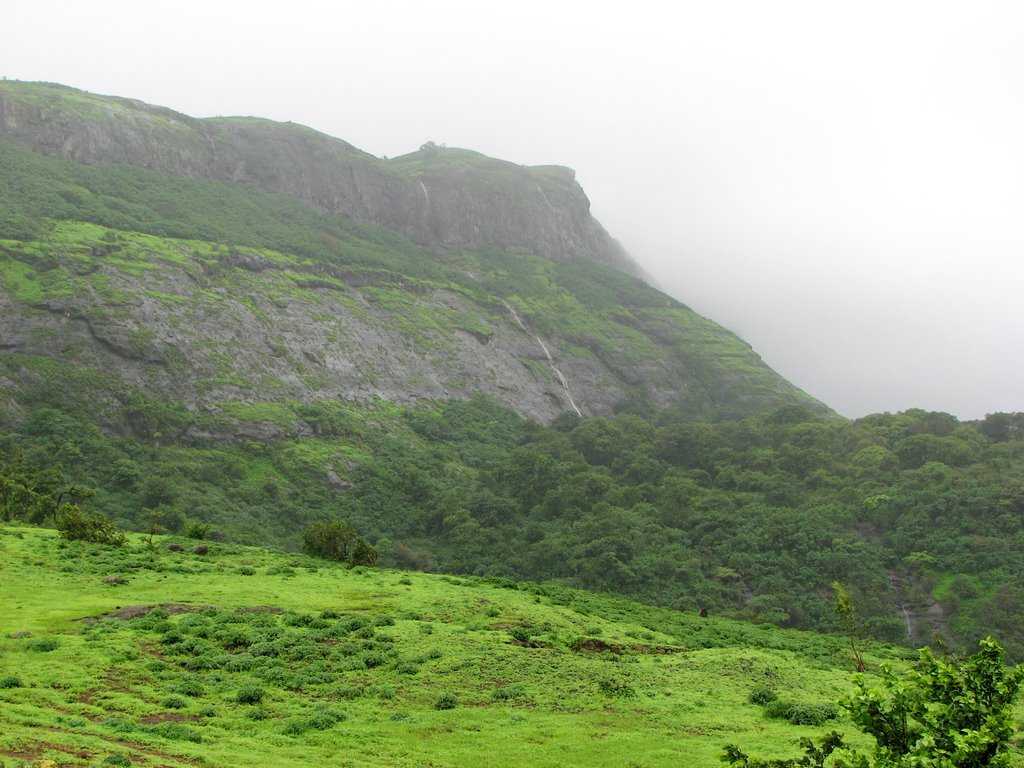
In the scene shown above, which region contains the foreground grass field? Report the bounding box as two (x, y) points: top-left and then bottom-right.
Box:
(0, 526), (1019, 768)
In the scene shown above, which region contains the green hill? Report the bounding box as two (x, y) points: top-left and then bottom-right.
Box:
(0, 525), (924, 768)
(2, 81), (1024, 765)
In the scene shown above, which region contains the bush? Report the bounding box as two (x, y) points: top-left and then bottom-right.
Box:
(302, 520), (378, 566)
(492, 684), (526, 701)
(0, 675), (22, 688)
(748, 684), (778, 705)
(308, 707), (346, 730)
(763, 700), (838, 726)
(161, 695), (187, 709)
(434, 692), (458, 710)
(174, 680), (204, 698)
(149, 722), (202, 742)
(598, 677), (636, 698)
(101, 756), (132, 767)
(282, 719), (309, 736)
(55, 505), (125, 546)
(235, 685), (264, 704)
(186, 522), (211, 540)
(27, 637), (59, 652)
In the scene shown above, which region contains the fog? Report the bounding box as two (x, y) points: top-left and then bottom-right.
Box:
(7, 0), (1023, 419)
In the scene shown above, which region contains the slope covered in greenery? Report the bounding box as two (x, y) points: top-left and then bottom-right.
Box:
(0, 136), (825, 423)
(0, 525), (932, 768)
(4, 380), (1024, 662)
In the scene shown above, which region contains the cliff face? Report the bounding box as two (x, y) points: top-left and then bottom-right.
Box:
(0, 82), (636, 274)
(0, 81), (829, 428)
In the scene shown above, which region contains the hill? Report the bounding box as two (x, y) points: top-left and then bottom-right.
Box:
(2, 80), (1024, 682)
(0, 525), (929, 768)
(0, 81), (635, 274)
(0, 87), (827, 424)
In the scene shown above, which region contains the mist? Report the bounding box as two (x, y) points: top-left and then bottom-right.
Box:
(6, 0), (1022, 419)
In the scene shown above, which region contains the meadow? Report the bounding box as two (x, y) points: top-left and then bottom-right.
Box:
(0, 526), (929, 768)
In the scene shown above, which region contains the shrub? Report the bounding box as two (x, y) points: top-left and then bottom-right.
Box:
(185, 522), (211, 540)
(192, 545), (209, 556)
(55, 505), (125, 546)
(27, 637), (60, 652)
(166, 543), (183, 552)
(434, 692), (458, 710)
(598, 677), (636, 698)
(749, 684), (778, 706)
(509, 627), (533, 643)
(161, 695), (187, 709)
(308, 707), (346, 730)
(282, 719), (309, 736)
(149, 722), (202, 742)
(492, 684), (526, 701)
(363, 652), (387, 669)
(174, 680), (204, 697)
(0, 675), (22, 688)
(101, 756), (132, 767)
(302, 520), (378, 566)
(235, 685), (265, 704)
(763, 700), (838, 726)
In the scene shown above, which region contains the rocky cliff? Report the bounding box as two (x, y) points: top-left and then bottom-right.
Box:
(0, 81), (636, 274)
(0, 81), (829, 429)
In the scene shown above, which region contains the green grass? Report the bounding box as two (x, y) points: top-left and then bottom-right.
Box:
(0, 525), (960, 768)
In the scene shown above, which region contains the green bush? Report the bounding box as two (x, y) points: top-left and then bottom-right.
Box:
(307, 707), (346, 730)
(185, 522), (211, 539)
(235, 685), (265, 704)
(26, 637), (59, 652)
(161, 695), (187, 709)
(55, 504), (125, 546)
(434, 692), (458, 710)
(748, 684), (778, 706)
(302, 520), (378, 566)
(763, 700), (838, 726)
(0, 675), (22, 688)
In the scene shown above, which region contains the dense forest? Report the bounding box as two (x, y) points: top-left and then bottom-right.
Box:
(4, 393), (1024, 660)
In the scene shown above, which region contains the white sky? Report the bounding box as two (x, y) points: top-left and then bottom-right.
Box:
(6, 0), (1023, 419)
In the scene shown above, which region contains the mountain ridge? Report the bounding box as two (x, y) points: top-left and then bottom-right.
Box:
(0, 80), (830, 424)
(0, 80), (639, 276)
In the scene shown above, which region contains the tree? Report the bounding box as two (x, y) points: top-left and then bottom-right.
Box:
(55, 504), (125, 546)
(843, 638), (1023, 767)
(302, 520), (378, 566)
(833, 581), (866, 672)
(723, 638), (1023, 768)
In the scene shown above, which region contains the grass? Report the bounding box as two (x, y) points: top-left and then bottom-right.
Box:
(0, 526), (947, 768)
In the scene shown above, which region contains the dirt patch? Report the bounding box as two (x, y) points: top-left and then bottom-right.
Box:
(33, 724), (200, 766)
(1, 741), (93, 760)
(571, 637), (685, 655)
(82, 603), (213, 623)
(76, 689), (96, 705)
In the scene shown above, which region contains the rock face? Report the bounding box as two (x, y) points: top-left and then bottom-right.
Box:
(0, 222), (827, 427)
(0, 81), (636, 275)
(0, 81), (830, 428)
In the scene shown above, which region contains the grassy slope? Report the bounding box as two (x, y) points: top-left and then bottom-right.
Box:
(0, 526), (946, 768)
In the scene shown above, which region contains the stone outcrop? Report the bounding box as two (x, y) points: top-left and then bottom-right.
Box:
(0, 82), (637, 275)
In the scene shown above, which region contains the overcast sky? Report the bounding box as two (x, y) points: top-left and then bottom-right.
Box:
(6, 0), (1023, 419)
